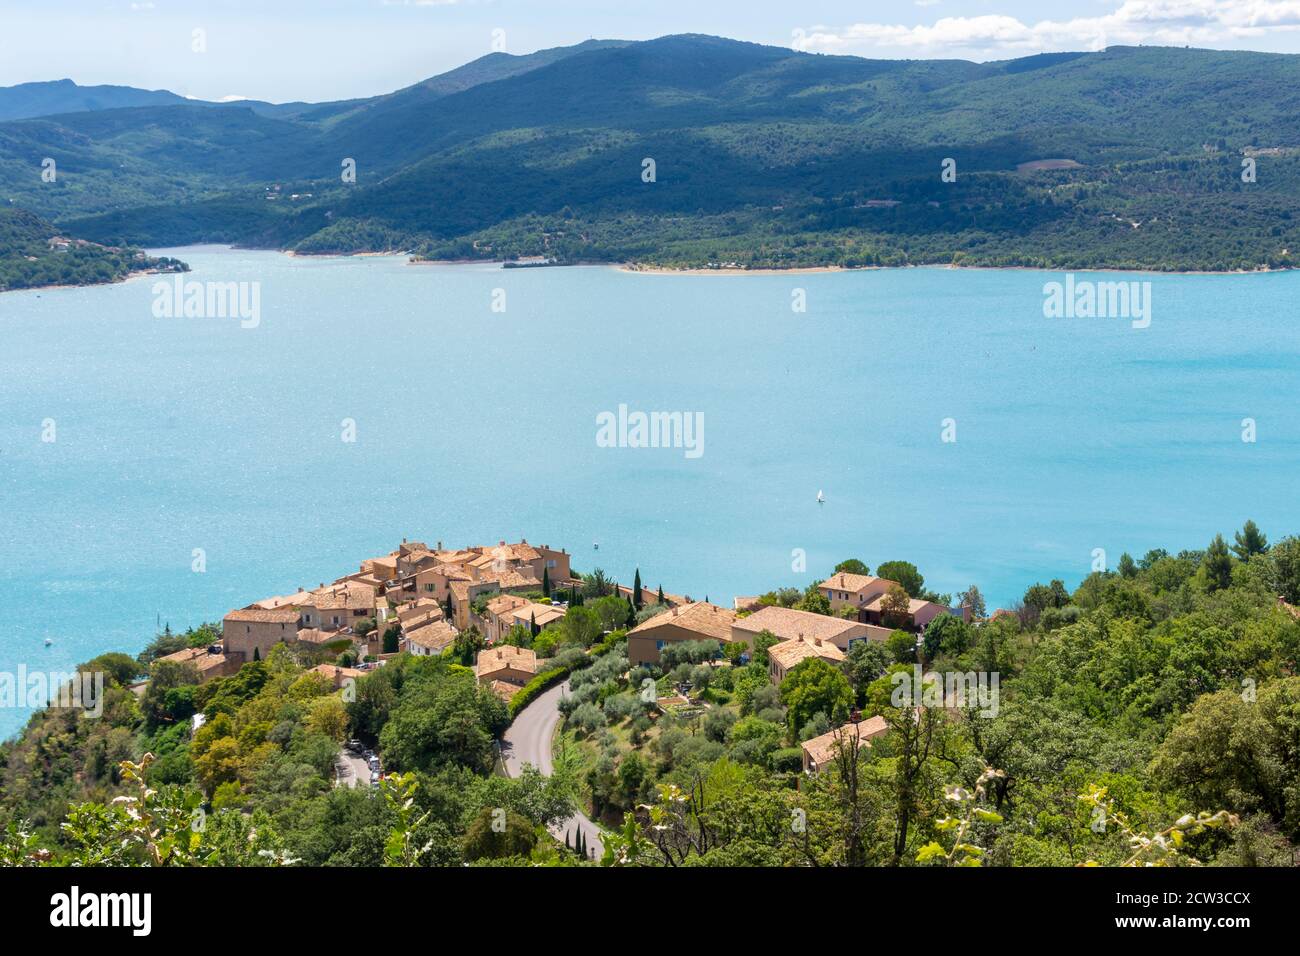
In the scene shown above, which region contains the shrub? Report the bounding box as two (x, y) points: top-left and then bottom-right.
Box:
(769, 747), (805, 774)
(569, 702), (607, 735)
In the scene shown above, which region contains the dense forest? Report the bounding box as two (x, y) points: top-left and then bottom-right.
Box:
(3, 521), (1298, 867)
(2, 37), (1300, 273)
(0, 206), (185, 291)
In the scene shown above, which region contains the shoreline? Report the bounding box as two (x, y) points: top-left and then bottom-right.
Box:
(0, 264), (186, 296)
(617, 262), (1294, 277)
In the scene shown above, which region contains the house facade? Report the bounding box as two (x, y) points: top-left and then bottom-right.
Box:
(627, 602), (737, 664)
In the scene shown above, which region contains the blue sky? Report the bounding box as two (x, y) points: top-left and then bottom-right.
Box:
(3, 0), (1300, 102)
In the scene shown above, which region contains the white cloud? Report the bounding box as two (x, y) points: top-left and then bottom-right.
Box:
(799, 1), (1300, 58)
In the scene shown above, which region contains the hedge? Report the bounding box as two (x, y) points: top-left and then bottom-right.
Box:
(508, 666), (570, 720)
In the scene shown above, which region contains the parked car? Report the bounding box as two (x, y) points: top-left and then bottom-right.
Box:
(369, 770), (380, 788)
(345, 739), (363, 754)
(368, 755), (381, 772)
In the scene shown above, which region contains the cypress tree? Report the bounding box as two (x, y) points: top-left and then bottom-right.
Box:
(253, 646), (260, 661)
(626, 597), (636, 628)
(657, 585), (665, 606)
(633, 568), (643, 609)
(543, 566), (551, 597)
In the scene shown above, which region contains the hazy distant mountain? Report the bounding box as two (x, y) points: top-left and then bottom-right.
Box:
(4, 35), (1300, 272)
(0, 78), (196, 121)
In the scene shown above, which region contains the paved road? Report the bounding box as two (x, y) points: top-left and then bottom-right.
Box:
(334, 750), (371, 789)
(500, 679), (604, 860)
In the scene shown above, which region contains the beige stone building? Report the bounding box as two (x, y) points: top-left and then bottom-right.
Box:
(627, 602), (737, 665)
(222, 607), (300, 662)
(767, 635), (846, 683)
(817, 572), (896, 614)
(156, 645), (240, 682)
(404, 618), (459, 657)
(801, 716), (889, 774)
(732, 604), (885, 653)
(295, 580), (377, 632)
(475, 645), (540, 700)
(479, 594), (566, 643)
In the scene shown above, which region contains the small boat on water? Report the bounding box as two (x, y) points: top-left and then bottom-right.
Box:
(44, 637), (53, 646)
(593, 541), (599, 550)
(816, 490), (825, 504)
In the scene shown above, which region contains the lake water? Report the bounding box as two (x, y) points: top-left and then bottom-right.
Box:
(2, 246), (1298, 737)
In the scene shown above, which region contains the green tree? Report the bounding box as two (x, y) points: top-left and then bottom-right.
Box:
(1203, 533), (1233, 592)
(779, 658), (853, 736)
(886, 628), (916, 664)
(1271, 536), (1300, 603)
(834, 558), (870, 576)
(462, 807), (536, 861)
(958, 584), (986, 620)
(1232, 520), (1269, 560)
(876, 561), (925, 598)
(881, 584), (912, 630)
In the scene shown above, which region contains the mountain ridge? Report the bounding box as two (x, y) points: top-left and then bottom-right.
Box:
(3, 35), (1300, 274)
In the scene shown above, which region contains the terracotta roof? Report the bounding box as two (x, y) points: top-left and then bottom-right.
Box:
(397, 600), (445, 627)
(309, 664), (366, 687)
(486, 594), (530, 618)
(863, 594), (942, 615)
(629, 602), (737, 642)
(472, 541), (541, 565)
(158, 645), (230, 673)
(733, 605), (862, 644)
(405, 619), (458, 652)
(225, 607), (299, 624)
(506, 602), (566, 630)
(819, 572), (885, 594)
(421, 564), (472, 581)
(486, 679), (523, 701)
(482, 567), (542, 590)
(619, 583), (688, 607)
(252, 591), (313, 610)
(768, 635), (845, 670)
(802, 717), (890, 770)
(476, 645), (539, 681)
(298, 581), (376, 611)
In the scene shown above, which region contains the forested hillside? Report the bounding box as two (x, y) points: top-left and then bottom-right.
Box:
(0, 206), (185, 291)
(3, 36), (1300, 271)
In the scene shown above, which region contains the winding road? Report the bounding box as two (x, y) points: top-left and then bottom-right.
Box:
(500, 679), (605, 859)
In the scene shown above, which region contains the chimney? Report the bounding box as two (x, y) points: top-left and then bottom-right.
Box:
(672, 608), (679, 617)
(402, 537), (407, 544)
(437, 540), (442, 550)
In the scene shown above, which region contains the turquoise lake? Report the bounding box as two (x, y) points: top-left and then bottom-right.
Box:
(2, 246), (1298, 737)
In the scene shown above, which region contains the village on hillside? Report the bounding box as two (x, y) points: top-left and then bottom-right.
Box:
(154, 537), (977, 775)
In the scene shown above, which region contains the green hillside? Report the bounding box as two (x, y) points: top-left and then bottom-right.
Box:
(4, 36), (1300, 271)
(0, 205), (185, 291)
